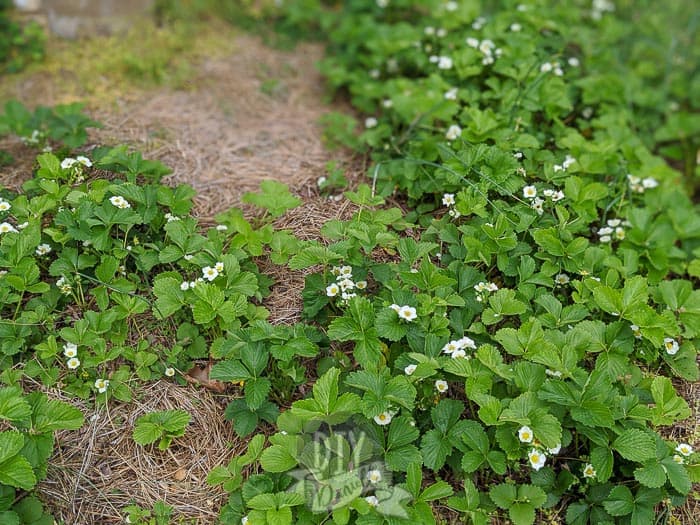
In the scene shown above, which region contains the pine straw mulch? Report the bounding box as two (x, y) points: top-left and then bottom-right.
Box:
(35, 380), (243, 524)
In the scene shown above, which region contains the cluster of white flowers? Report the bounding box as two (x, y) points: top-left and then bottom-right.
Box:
(445, 124), (462, 141)
(428, 55), (453, 70)
(215, 224), (228, 231)
(94, 378), (109, 393)
(35, 243), (52, 256)
(202, 262), (224, 282)
(0, 198), (11, 212)
(164, 212), (180, 223)
(591, 0), (615, 20)
(517, 425), (562, 471)
(61, 156), (92, 170)
(523, 184), (566, 215)
(598, 218), (629, 243)
(424, 26), (448, 38)
(63, 342), (80, 369)
(474, 281), (498, 302)
(21, 129), (43, 146)
(553, 155), (576, 172)
(390, 303), (417, 322)
(441, 192), (461, 219)
(663, 337), (679, 355)
(540, 61), (564, 76)
(466, 37), (502, 65)
(626, 174), (658, 194)
(471, 16), (486, 30)
(109, 195), (131, 209)
(444, 87), (458, 100)
(442, 335), (476, 359)
(0, 222), (18, 234)
(56, 276), (72, 295)
(326, 265), (367, 302)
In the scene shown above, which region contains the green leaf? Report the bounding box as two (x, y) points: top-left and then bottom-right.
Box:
(661, 457), (691, 494)
(0, 432), (24, 464)
(420, 480), (453, 502)
(260, 445), (298, 473)
(420, 429), (452, 471)
(602, 486), (634, 516)
(633, 463), (666, 488)
(612, 429), (656, 462)
(32, 399), (84, 432)
(590, 447), (614, 482)
(0, 455), (37, 490)
(489, 483), (516, 508)
(153, 276), (185, 318)
(242, 180), (301, 217)
(509, 502), (536, 525)
(0, 388), (31, 422)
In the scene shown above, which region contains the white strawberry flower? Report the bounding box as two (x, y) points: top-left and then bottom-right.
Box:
(582, 463), (596, 479)
(435, 380), (448, 393)
(437, 56), (453, 69)
(630, 324), (642, 339)
(374, 412), (393, 425)
(673, 454), (684, 464)
(442, 193), (456, 206)
(555, 273), (570, 285)
(365, 117), (378, 129)
(76, 155), (92, 167)
(466, 37), (479, 48)
(528, 449), (546, 470)
(389, 304), (401, 312)
(445, 125), (462, 140)
(109, 196), (131, 209)
(94, 378), (109, 393)
(367, 469), (382, 483)
(457, 336), (476, 349)
(518, 425), (534, 443)
(404, 364), (417, 375)
(216, 224), (228, 231)
(444, 88), (458, 100)
(180, 281), (190, 291)
(523, 185), (537, 199)
(0, 222), (18, 234)
(547, 444), (561, 455)
(663, 338), (679, 355)
(61, 158), (77, 169)
(165, 367), (176, 377)
(676, 443), (693, 456)
(214, 262), (224, 272)
(365, 496), (379, 507)
(63, 343), (78, 357)
(398, 305), (417, 322)
(0, 200), (10, 212)
(326, 283), (340, 297)
(35, 243), (52, 256)
(67, 357), (81, 369)
(452, 349), (467, 359)
(202, 266), (219, 281)
(356, 280), (367, 290)
(510, 23), (522, 31)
